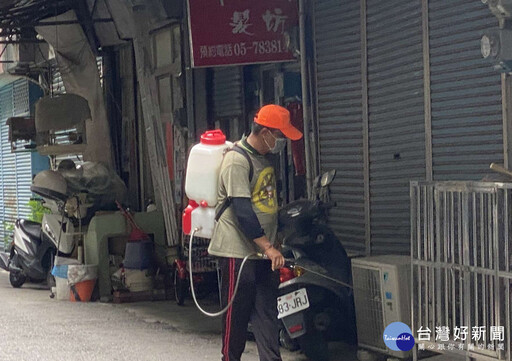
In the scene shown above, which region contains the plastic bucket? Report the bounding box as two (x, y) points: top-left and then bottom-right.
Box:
(68, 264), (98, 285)
(55, 277), (70, 301)
(70, 279), (96, 302)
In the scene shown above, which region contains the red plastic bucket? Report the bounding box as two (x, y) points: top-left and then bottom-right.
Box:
(70, 279), (96, 302)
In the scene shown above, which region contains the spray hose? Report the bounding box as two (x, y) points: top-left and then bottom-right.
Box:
(188, 228), (353, 317)
(188, 228), (262, 317)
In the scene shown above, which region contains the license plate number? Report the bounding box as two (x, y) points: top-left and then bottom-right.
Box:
(277, 288), (309, 319)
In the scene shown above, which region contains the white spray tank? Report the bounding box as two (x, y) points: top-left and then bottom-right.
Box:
(183, 130), (232, 238)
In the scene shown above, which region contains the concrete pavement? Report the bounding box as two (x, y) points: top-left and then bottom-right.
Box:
(0, 270), (462, 361)
(0, 270), (311, 361)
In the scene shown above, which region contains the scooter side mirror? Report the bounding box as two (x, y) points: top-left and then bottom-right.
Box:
(320, 170), (336, 187)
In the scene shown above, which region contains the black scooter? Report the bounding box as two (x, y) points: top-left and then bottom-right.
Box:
(276, 170), (357, 361)
(0, 219), (58, 288)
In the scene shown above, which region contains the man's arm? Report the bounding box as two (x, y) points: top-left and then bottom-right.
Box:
(231, 197), (265, 240)
(231, 197), (284, 270)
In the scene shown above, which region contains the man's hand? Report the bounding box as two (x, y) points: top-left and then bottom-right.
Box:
(253, 235), (285, 270)
(264, 246), (285, 271)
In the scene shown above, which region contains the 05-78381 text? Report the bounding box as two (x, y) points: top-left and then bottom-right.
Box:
(235, 40), (286, 56)
(199, 40), (287, 59)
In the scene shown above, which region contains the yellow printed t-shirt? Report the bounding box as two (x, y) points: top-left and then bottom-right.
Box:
(208, 138), (278, 259)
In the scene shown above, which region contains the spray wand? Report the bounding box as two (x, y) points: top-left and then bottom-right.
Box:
(188, 228), (353, 318)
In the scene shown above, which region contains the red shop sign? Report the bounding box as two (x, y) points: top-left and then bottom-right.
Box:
(187, 0), (299, 68)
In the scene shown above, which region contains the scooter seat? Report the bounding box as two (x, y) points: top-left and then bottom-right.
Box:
(16, 219), (42, 241)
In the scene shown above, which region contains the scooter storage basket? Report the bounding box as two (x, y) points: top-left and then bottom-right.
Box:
(183, 236), (217, 272)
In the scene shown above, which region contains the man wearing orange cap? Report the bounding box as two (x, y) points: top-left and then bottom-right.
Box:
(209, 104), (303, 361)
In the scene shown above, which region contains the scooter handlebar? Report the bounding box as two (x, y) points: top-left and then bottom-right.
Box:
(254, 253), (295, 267)
(284, 258), (295, 267)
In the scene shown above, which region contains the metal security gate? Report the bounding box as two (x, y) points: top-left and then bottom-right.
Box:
(411, 181), (511, 361)
(213, 67), (243, 117)
(12, 81), (32, 222)
(314, 0), (365, 253)
(0, 80), (33, 246)
(367, 0), (425, 254)
(212, 66), (244, 139)
(314, 0), (505, 256)
(429, 0), (503, 180)
(0, 85), (11, 244)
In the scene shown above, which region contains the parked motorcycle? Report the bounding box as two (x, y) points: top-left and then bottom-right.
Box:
(0, 170), (82, 288)
(276, 170), (357, 361)
(0, 162), (127, 289)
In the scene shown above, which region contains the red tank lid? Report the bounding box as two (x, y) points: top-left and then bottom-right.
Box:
(200, 130), (226, 145)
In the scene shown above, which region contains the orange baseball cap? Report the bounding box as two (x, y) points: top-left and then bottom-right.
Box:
(254, 104), (303, 141)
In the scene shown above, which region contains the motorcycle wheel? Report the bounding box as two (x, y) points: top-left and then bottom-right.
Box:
(279, 328), (300, 352)
(174, 268), (187, 306)
(298, 328), (329, 361)
(9, 271), (26, 288)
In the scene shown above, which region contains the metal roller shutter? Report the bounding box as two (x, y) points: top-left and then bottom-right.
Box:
(51, 57), (103, 94)
(314, 0), (365, 252)
(0, 80), (33, 245)
(0, 85), (12, 245)
(13, 80), (32, 221)
(367, 0), (425, 254)
(429, 0), (502, 180)
(1, 84), (16, 244)
(213, 67), (243, 118)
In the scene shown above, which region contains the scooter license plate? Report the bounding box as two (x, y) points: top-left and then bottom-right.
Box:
(277, 288), (309, 319)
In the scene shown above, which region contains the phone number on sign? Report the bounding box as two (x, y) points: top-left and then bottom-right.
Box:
(199, 40), (287, 59)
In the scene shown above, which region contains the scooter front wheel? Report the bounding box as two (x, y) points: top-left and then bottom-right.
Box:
(9, 271), (26, 288)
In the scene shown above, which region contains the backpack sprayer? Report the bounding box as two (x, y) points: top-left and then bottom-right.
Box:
(182, 129), (263, 317)
(183, 130), (352, 317)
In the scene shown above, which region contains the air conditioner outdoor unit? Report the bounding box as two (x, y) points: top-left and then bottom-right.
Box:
(0, 39), (49, 76)
(351, 255), (411, 359)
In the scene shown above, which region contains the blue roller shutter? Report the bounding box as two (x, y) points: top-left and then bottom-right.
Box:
(0, 85), (12, 244)
(0, 80), (34, 246)
(13, 81), (33, 221)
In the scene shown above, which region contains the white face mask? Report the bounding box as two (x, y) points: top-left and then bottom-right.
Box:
(265, 132), (287, 154)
